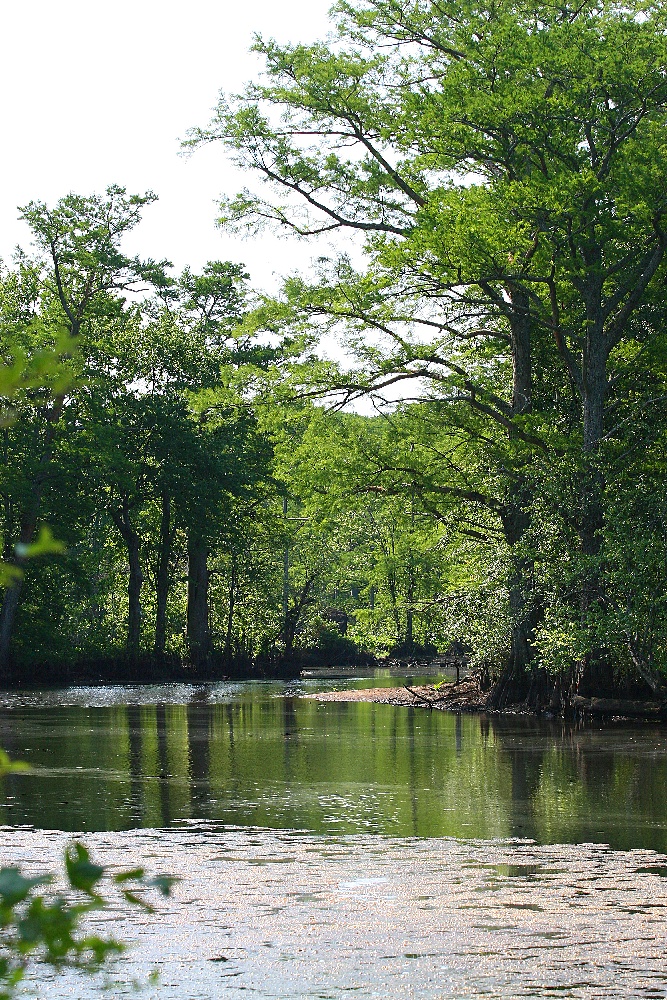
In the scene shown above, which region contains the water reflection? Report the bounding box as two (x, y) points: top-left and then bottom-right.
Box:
(0, 686), (666, 851)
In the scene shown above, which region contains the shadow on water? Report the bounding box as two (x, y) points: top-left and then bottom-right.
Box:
(1, 684), (667, 851)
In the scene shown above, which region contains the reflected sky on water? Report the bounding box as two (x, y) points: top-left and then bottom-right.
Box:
(6, 825), (667, 999)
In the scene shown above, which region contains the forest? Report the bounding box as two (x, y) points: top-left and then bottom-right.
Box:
(2, 0), (667, 712)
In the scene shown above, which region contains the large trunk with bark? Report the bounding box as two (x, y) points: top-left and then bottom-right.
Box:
(508, 285), (532, 416)
(487, 288), (540, 708)
(579, 336), (608, 570)
(487, 494), (537, 709)
(187, 532), (210, 668)
(582, 316), (608, 452)
(154, 493), (171, 657)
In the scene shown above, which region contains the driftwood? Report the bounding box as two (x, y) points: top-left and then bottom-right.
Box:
(403, 684), (455, 707)
(571, 695), (667, 719)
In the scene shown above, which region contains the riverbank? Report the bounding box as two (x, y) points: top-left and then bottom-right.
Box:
(310, 678), (486, 712)
(309, 678), (667, 721)
(5, 657), (666, 720)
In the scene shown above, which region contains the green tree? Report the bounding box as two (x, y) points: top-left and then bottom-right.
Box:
(0, 187), (165, 674)
(268, 405), (454, 657)
(190, 0), (667, 699)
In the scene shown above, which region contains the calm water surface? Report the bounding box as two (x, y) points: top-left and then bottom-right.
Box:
(2, 679), (667, 998)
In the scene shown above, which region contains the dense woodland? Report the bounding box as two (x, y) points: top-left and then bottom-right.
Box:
(2, 0), (667, 710)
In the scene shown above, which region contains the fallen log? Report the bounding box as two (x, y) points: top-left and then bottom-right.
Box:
(571, 695), (667, 719)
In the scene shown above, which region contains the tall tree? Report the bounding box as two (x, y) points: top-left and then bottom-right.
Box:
(0, 187), (164, 673)
(191, 0), (667, 697)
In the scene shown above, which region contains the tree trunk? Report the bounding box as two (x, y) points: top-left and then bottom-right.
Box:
(582, 317), (608, 452)
(284, 576), (315, 652)
(224, 553), (238, 661)
(187, 532), (210, 667)
(508, 285), (532, 415)
(579, 335), (608, 557)
(487, 290), (539, 708)
(405, 546), (415, 646)
(574, 327), (610, 694)
(0, 584), (22, 678)
(126, 529), (143, 658)
(405, 605), (414, 648)
(110, 499), (144, 659)
(487, 494), (535, 709)
(405, 499), (416, 648)
(154, 493), (171, 657)
(385, 566), (401, 640)
(627, 640), (667, 696)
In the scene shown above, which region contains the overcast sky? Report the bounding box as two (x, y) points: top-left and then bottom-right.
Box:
(0, 0), (337, 291)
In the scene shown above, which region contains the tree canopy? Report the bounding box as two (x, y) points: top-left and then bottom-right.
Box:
(1, 0), (667, 708)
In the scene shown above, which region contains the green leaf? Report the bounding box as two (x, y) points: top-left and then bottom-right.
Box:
(0, 749), (31, 777)
(113, 868), (145, 883)
(64, 843), (105, 895)
(148, 875), (178, 897)
(14, 526), (66, 560)
(0, 868), (51, 907)
(120, 889), (154, 913)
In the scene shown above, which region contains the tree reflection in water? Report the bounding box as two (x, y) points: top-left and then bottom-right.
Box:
(0, 686), (665, 851)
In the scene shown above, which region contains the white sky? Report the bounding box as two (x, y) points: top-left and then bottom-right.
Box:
(0, 0), (341, 292)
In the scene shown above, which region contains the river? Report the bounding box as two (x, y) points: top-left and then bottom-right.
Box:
(2, 678), (667, 998)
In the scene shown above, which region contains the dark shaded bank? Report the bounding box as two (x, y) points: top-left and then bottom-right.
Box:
(484, 657), (667, 720)
(0, 646), (379, 689)
(0, 653), (289, 689)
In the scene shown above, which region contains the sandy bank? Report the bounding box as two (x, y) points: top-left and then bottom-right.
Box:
(305, 678), (487, 712)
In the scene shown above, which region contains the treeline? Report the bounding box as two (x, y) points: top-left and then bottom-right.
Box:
(0, 189), (454, 680)
(3, 0), (667, 706)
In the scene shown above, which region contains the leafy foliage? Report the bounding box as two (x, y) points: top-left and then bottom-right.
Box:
(4, 0), (667, 700)
(0, 752), (174, 999)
